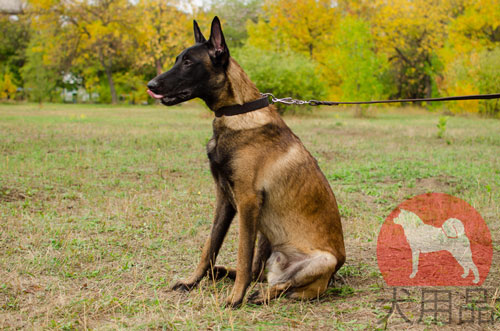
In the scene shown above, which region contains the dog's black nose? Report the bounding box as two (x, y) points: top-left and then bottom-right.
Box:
(147, 80), (158, 90)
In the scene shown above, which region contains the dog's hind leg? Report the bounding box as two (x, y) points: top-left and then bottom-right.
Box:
(248, 250), (337, 304)
(287, 274), (331, 300)
(172, 190), (236, 291)
(457, 259), (480, 283)
(208, 232), (271, 282)
(451, 240), (480, 284)
(455, 254), (480, 284)
(252, 232), (272, 282)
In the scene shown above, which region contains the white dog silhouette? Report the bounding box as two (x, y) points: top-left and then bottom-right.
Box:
(393, 209), (479, 283)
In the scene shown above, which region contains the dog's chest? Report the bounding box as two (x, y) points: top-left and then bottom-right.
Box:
(206, 137), (231, 173)
(206, 136), (236, 202)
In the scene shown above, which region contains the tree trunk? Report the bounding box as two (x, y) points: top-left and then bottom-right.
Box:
(104, 64), (117, 104)
(424, 74), (432, 98)
(99, 50), (118, 104)
(155, 58), (163, 75)
(154, 58), (164, 104)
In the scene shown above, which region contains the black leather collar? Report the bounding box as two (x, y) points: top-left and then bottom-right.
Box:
(214, 96), (269, 117)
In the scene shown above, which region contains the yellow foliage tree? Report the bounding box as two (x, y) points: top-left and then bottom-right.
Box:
(446, 0), (500, 54)
(247, 0), (341, 96)
(30, 0), (139, 104)
(372, 0), (448, 99)
(438, 0), (500, 114)
(248, 0), (338, 59)
(135, 0), (192, 75)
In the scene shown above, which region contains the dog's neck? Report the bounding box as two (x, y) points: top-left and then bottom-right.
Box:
(210, 58), (280, 131)
(211, 58), (261, 110)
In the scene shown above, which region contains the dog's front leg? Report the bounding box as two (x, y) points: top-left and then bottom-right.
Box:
(410, 250), (420, 278)
(172, 187), (235, 291)
(226, 194), (261, 308)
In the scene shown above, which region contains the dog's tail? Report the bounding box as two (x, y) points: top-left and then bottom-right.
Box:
(442, 218), (465, 238)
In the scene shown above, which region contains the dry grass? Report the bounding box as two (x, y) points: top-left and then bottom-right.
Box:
(0, 102), (499, 330)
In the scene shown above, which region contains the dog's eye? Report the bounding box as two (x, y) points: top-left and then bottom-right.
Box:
(183, 59), (192, 66)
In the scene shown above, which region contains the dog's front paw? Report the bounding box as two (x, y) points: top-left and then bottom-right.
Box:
(223, 297), (243, 309)
(171, 280), (197, 292)
(223, 289), (246, 309)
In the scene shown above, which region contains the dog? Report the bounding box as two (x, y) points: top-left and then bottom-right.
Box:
(393, 209), (479, 283)
(147, 17), (345, 307)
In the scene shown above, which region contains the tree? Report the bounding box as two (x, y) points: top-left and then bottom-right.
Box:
(446, 0), (500, 53)
(21, 37), (58, 104)
(437, 0), (500, 114)
(247, 0), (338, 59)
(233, 45), (328, 113)
(209, 0), (262, 48)
(327, 16), (387, 102)
(247, 0), (341, 97)
(30, 0), (139, 104)
(372, 0), (448, 99)
(135, 0), (191, 76)
(0, 15), (29, 87)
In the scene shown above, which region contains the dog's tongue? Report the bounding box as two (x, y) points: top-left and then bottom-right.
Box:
(147, 89), (164, 99)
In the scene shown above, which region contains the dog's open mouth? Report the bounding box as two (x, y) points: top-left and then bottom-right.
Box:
(147, 89), (190, 106)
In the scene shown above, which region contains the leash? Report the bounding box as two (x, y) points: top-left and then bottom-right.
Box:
(214, 92), (500, 117)
(261, 92), (500, 107)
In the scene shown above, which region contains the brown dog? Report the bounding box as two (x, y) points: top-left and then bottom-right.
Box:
(147, 17), (345, 308)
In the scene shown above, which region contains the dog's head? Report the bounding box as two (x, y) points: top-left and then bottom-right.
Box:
(393, 209), (422, 228)
(147, 16), (229, 107)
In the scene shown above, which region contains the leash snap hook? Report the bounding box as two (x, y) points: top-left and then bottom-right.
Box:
(261, 92), (278, 104)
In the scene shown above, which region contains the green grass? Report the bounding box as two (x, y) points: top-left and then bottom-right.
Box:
(0, 102), (499, 329)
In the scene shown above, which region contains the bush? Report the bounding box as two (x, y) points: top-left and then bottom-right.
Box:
(21, 41), (58, 104)
(232, 45), (327, 113)
(114, 72), (148, 105)
(477, 48), (500, 116)
(440, 47), (500, 116)
(97, 80), (112, 104)
(326, 16), (388, 104)
(0, 72), (17, 100)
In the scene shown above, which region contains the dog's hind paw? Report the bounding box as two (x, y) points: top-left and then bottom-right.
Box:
(247, 290), (267, 305)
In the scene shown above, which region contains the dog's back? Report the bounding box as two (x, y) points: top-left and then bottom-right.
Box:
(395, 210), (467, 252)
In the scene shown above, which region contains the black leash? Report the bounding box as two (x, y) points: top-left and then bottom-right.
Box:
(262, 93), (500, 107)
(214, 93), (500, 117)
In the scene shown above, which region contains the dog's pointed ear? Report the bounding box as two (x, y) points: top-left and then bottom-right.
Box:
(193, 20), (206, 44)
(208, 16), (229, 66)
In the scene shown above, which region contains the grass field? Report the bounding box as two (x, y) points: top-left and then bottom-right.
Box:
(1, 102), (499, 330)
